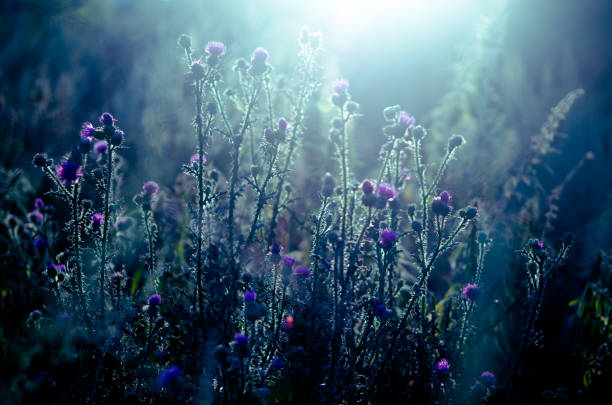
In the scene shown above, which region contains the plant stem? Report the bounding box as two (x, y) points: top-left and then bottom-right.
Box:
(99, 146), (114, 318)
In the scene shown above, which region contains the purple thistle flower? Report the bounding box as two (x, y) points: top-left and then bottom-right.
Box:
(80, 122), (95, 138)
(56, 161), (82, 185)
(99, 112), (115, 126)
(277, 117), (289, 132)
(271, 357), (283, 370)
(34, 198), (44, 209)
(158, 365), (182, 388)
(332, 78), (349, 95)
(91, 213), (104, 226)
(432, 191), (452, 217)
(435, 358), (450, 373)
(251, 47), (269, 65)
(29, 210), (43, 223)
(269, 241), (283, 255)
(142, 181), (159, 196)
(479, 371), (496, 387)
(55, 264), (66, 274)
(234, 333), (248, 348)
(93, 140), (108, 154)
(243, 290), (257, 302)
(376, 182), (397, 200)
(190, 154), (207, 165)
(147, 294), (162, 306)
(282, 256), (296, 267)
(379, 229), (398, 250)
(33, 236), (46, 250)
(439, 190), (451, 203)
(398, 111), (415, 129)
(205, 41), (226, 56)
(361, 180), (374, 195)
(294, 265), (311, 278)
(462, 283), (482, 301)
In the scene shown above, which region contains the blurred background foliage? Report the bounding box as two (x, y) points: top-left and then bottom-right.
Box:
(1, 0), (612, 400)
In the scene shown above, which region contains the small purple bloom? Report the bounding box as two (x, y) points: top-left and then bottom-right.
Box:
(479, 371), (496, 387)
(190, 154), (207, 165)
(147, 294), (162, 306)
(439, 190), (451, 203)
(93, 140), (108, 154)
(142, 181), (159, 196)
(56, 161), (82, 185)
(91, 213), (104, 226)
(332, 78), (349, 94)
(234, 333), (248, 348)
(361, 180), (374, 195)
(294, 265), (311, 278)
(158, 365), (182, 388)
(251, 47), (269, 65)
(99, 112), (115, 126)
(432, 191), (452, 217)
(277, 117), (289, 132)
(282, 256), (296, 267)
(34, 198), (44, 209)
(271, 357), (283, 370)
(376, 182), (397, 200)
(435, 358), (450, 373)
(462, 284), (482, 301)
(55, 264), (66, 274)
(269, 241), (283, 255)
(379, 229), (398, 249)
(80, 122), (95, 138)
(243, 290), (257, 302)
(398, 111), (415, 129)
(29, 210), (43, 223)
(205, 41), (226, 56)
(33, 236), (47, 250)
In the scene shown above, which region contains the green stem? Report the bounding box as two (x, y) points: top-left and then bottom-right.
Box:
(99, 146), (114, 318)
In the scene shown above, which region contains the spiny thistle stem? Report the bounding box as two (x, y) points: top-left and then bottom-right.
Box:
(71, 182), (89, 327)
(99, 145), (114, 318)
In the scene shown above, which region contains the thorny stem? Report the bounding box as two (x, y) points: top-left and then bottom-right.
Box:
(99, 145), (114, 318)
(72, 183), (89, 328)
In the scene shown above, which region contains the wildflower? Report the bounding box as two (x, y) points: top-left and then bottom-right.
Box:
(147, 294), (162, 306)
(79, 136), (92, 153)
(243, 290), (257, 302)
(322, 172), (335, 197)
(412, 125), (427, 140)
(379, 229), (398, 250)
(464, 206), (478, 220)
(250, 47), (269, 73)
(190, 59), (206, 80)
(235, 57), (250, 71)
(29, 210), (43, 223)
(99, 112), (115, 127)
(528, 238), (544, 252)
(398, 111), (415, 129)
(269, 241), (283, 255)
(190, 154), (207, 165)
(158, 365), (182, 388)
(80, 122), (95, 138)
(376, 183), (396, 201)
(33, 153), (48, 167)
(271, 357), (283, 370)
(431, 191), (452, 217)
(479, 371), (496, 387)
(142, 181), (159, 197)
(91, 213), (104, 228)
(205, 41), (227, 56)
(294, 265), (311, 278)
(281, 315), (294, 332)
(332, 78), (349, 95)
(234, 333), (248, 348)
(56, 161), (82, 185)
(111, 129), (123, 146)
(94, 140), (108, 154)
(434, 358), (451, 378)
(448, 134), (465, 152)
(35, 198), (44, 209)
(277, 117), (289, 132)
(282, 256), (296, 267)
(361, 180), (374, 195)
(177, 34), (191, 49)
(462, 284), (482, 301)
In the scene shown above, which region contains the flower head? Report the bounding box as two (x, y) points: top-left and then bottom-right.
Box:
(379, 229), (398, 250)
(147, 294), (162, 306)
(435, 358), (450, 373)
(251, 47), (269, 65)
(99, 112), (115, 126)
(461, 284), (482, 301)
(190, 154), (207, 165)
(33, 236), (47, 251)
(34, 198), (44, 209)
(376, 182), (397, 200)
(205, 41), (226, 56)
(142, 181), (159, 197)
(80, 122), (95, 138)
(234, 333), (248, 348)
(398, 111), (415, 129)
(432, 191), (452, 217)
(479, 371), (496, 387)
(269, 241), (283, 255)
(277, 118), (289, 132)
(94, 140), (108, 154)
(294, 265), (311, 278)
(158, 365), (182, 388)
(361, 180), (374, 195)
(243, 290), (257, 302)
(282, 256), (296, 267)
(91, 213), (104, 226)
(332, 78), (349, 95)
(29, 210), (43, 223)
(56, 161), (82, 185)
